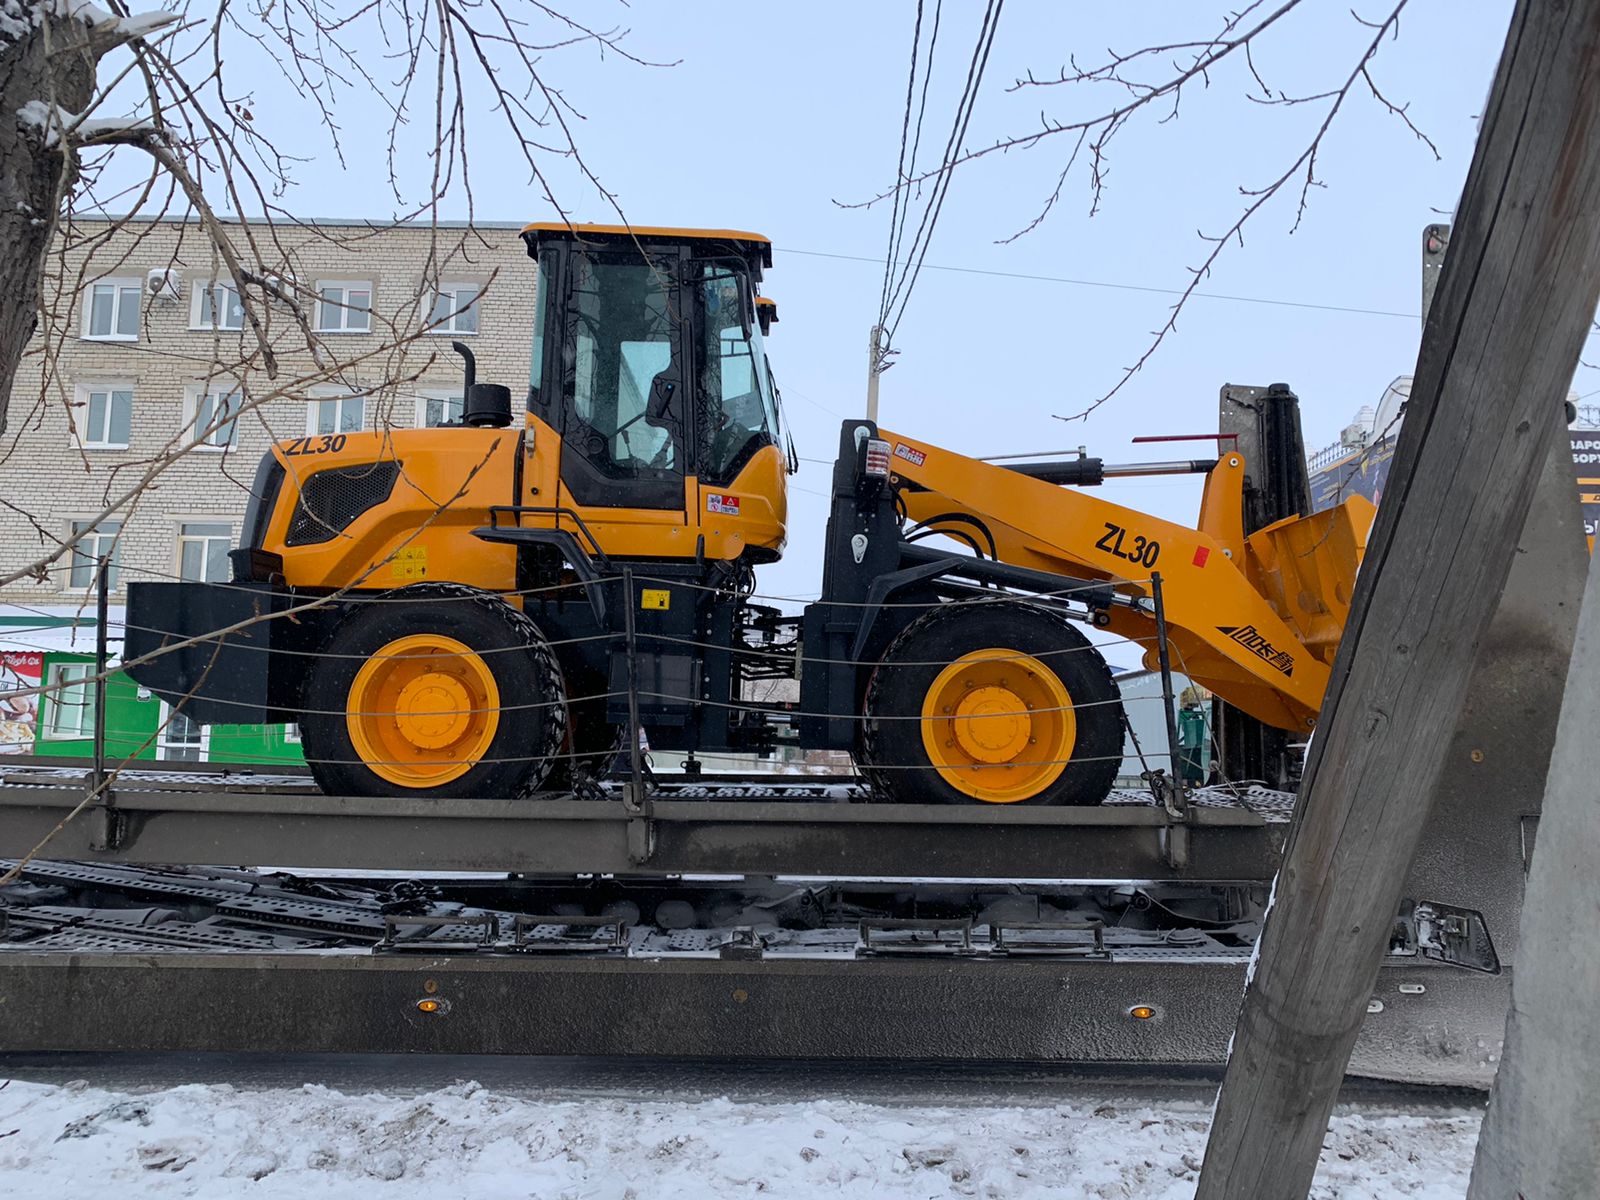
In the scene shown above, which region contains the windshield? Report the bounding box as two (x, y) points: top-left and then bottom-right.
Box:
(697, 265), (781, 484)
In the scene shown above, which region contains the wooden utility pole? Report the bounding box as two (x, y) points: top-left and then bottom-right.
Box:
(865, 324), (884, 423)
(1467, 540), (1600, 1195)
(1198, 2), (1600, 1197)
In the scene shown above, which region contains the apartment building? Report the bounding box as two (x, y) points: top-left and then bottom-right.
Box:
(0, 215), (538, 758)
(1, 215), (538, 605)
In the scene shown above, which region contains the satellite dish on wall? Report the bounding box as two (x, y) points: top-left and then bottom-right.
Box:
(1372, 376), (1411, 442)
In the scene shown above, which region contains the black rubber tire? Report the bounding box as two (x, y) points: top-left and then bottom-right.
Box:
(300, 584), (566, 800)
(860, 600), (1123, 806)
(542, 662), (623, 793)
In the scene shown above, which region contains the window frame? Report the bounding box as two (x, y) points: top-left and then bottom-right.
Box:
(184, 385), (245, 451)
(64, 519), (124, 594)
(415, 390), (465, 428)
(71, 381), (135, 450)
(156, 701), (210, 762)
(41, 661), (96, 740)
(314, 280), (374, 334)
(306, 391), (368, 436)
(81, 277), (142, 342)
(175, 519), (235, 584)
(425, 282), (482, 336)
(190, 280), (245, 331)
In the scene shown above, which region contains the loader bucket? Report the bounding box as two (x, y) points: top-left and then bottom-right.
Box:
(1243, 495), (1377, 668)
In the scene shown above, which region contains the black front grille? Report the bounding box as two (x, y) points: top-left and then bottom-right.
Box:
(285, 461), (401, 546)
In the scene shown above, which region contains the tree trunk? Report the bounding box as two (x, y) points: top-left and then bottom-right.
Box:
(1197, 0), (1600, 1195)
(0, 8), (100, 437)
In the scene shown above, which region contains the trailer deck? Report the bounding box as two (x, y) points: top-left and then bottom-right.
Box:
(0, 765), (1291, 880)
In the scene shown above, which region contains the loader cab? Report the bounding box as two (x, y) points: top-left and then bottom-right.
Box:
(520, 223), (791, 562)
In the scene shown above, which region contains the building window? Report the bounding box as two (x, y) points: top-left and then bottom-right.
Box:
(315, 281), (372, 333)
(191, 281), (245, 331)
(187, 388), (243, 449)
(73, 384), (134, 449)
(43, 662), (96, 739)
(68, 520), (122, 592)
(417, 392), (464, 427)
(283, 722), (302, 745)
(427, 284), (480, 335)
(177, 522), (233, 583)
(157, 703), (207, 762)
(83, 279), (141, 340)
(308, 394), (366, 435)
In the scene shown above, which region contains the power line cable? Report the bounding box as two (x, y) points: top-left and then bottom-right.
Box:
(883, 0), (997, 325)
(782, 246), (1420, 321)
(884, 0), (945, 329)
(884, 0), (1004, 343)
(881, 0), (995, 326)
(879, 0), (926, 327)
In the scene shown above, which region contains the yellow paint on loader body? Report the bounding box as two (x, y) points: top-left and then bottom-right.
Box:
(265, 428), (522, 597)
(260, 411), (1365, 743)
(264, 417), (789, 599)
(879, 430), (1374, 732)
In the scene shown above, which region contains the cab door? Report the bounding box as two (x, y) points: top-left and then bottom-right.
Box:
(689, 263), (789, 560)
(555, 246), (696, 558)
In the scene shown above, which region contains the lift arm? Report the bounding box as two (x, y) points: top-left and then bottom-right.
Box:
(876, 429), (1374, 733)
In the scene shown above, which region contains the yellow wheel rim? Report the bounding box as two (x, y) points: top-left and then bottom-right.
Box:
(346, 634), (500, 788)
(920, 647), (1076, 803)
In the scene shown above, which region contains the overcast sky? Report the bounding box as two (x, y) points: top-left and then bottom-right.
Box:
(168, 1), (1530, 627)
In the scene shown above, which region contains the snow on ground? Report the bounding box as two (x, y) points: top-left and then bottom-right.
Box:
(0, 1077), (1481, 1199)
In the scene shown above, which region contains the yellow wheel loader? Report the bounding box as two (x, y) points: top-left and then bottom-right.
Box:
(125, 224), (1375, 805)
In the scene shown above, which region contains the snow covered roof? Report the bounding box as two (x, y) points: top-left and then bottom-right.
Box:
(0, 605), (125, 657)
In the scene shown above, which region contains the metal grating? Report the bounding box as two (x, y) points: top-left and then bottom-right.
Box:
(285, 461), (401, 546)
(217, 894), (388, 936)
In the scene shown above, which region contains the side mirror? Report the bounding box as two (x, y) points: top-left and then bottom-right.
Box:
(756, 297), (778, 337)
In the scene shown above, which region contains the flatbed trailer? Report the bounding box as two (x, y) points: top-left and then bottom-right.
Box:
(0, 765), (1512, 1088)
(0, 432), (1561, 1088)
(1, 385), (1577, 1093)
(0, 855), (1504, 1088)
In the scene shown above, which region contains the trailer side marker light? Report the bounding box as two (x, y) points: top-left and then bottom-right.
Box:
(415, 997), (449, 1015)
(1129, 1005), (1156, 1020)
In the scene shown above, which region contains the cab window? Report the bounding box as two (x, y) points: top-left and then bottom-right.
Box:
(697, 266), (777, 485)
(565, 253), (680, 478)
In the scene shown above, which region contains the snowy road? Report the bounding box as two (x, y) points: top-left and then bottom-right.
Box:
(0, 1056), (1484, 1198)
